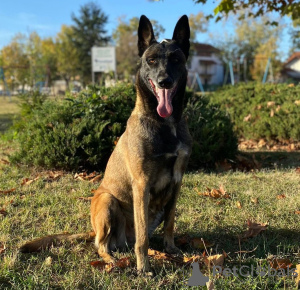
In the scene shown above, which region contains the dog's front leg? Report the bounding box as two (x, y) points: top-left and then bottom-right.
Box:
(163, 183), (181, 254)
(132, 180), (150, 272)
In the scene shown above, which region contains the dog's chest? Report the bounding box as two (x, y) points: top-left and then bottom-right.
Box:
(153, 139), (189, 193)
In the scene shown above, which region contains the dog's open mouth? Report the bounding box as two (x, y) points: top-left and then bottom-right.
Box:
(149, 79), (177, 118)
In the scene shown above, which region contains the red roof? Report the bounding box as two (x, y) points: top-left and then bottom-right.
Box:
(192, 43), (220, 54)
(284, 52), (300, 66)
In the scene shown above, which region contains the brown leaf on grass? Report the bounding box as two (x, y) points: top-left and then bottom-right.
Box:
(190, 238), (215, 250)
(196, 185), (230, 199)
(90, 257), (130, 273)
(240, 219), (268, 240)
(267, 101), (275, 107)
(0, 188), (16, 195)
(295, 210), (300, 215)
(0, 243), (5, 254)
(251, 197), (259, 204)
(90, 260), (107, 270)
(47, 171), (64, 181)
(269, 258), (293, 270)
(21, 176), (40, 186)
(74, 172), (100, 182)
(0, 208), (7, 216)
(0, 159), (10, 165)
(236, 201), (242, 209)
(243, 114), (251, 122)
(277, 194), (286, 200)
(148, 249), (183, 265)
(204, 251), (227, 268)
(183, 255), (202, 264)
(148, 249), (169, 260)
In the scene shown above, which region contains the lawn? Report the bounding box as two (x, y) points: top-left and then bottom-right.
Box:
(0, 97), (299, 289)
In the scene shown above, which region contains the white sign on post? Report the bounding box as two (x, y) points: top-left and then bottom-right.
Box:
(91, 46), (116, 73)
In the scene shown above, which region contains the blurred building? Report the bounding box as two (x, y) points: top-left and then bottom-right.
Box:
(281, 52), (300, 82)
(188, 43), (224, 88)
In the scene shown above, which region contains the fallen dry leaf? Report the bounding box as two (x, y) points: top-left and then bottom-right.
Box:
(190, 238), (215, 250)
(0, 243), (5, 254)
(0, 159), (10, 165)
(240, 219), (268, 240)
(74, 172), (100, 182)
(90, 257), (130, 273)
(183, 255), (202, 264)
(295, 210), (300, 215)
(236, 201), (242, 209)
(148, 249), (169, 260)
(251, 197), (259, 204)
(47, 171), (64, 181)
(267, 101), (275, 107)
(196, 185), (230, 199)
(204, 251), (227, 268)
(148, 249), (183, 265)
(269, 258), (293, 270)
(0, 188), (16, 195)
(21, 176), (40, 186)
(243, 114), (251, 122)
(277, 194), (286, 200)
(0, 208), (7, 216)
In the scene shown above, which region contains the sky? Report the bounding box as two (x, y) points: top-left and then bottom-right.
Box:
(0, 0), (293, 60)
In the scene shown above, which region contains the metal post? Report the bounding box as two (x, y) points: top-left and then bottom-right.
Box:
(262, 58), (271, 84)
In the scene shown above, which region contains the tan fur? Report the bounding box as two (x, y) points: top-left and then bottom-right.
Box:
(20, 232), (95, 253)
(90, 87), (192, 272)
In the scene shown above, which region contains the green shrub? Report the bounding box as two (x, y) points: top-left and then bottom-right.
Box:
(10, 85), (237, 170)
(185, 92), (238, 168)
(11, 85), (135, 170)
(209, 83), (300, 142)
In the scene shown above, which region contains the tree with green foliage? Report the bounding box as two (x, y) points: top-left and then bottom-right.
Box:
(71, 2), (110, 85)
(56, 25), (80, 88)
(1, 34), (30, 91)
(289, 19), (300, 53)
(150, 0), (300, 24)
(213, 13), (283, 81)
(112, 17), (165, 78)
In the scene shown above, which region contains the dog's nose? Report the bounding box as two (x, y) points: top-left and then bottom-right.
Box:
(158, 76), (173, 89)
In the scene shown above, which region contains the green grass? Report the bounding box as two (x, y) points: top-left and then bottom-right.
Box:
(0, 96), (20, 133)
(0, 97), (300, 289)
(0, 157), (299, 289)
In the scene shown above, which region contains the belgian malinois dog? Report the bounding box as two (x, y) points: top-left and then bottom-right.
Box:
(90, 15), (192, 273)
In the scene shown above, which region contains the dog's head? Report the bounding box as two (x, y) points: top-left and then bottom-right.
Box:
(137, 15), (190, 119)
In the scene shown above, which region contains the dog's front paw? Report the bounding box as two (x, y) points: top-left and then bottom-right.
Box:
(165, 245), (182, 255)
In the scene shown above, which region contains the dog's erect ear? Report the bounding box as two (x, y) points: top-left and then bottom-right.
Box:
(138, 15), (156, 57)
(172, 15), (190, 60)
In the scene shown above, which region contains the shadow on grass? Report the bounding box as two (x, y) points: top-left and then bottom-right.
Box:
(0, 113), (16, 133)
(151, 227), (300, 259)
(250, 151), (300, 170)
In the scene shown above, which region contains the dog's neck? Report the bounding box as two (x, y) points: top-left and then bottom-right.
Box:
(134, 72), (186, 123)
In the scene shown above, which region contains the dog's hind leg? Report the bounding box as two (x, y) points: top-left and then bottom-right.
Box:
(91, 192), (126, 263)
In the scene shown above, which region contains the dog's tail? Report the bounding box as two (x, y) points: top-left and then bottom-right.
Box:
(19, 231), (96, 253)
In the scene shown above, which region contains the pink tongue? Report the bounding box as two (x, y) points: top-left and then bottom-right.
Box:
(156, 88), (173, 118)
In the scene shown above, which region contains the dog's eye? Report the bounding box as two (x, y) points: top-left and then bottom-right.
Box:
(171, 57), (179, 63)
(147, 58), (156, 65)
